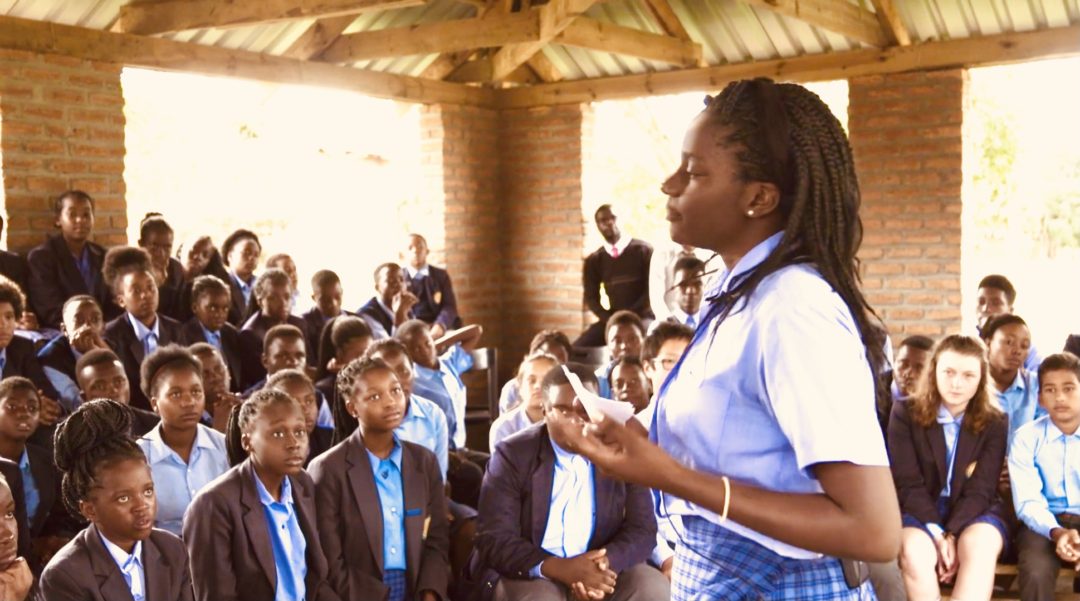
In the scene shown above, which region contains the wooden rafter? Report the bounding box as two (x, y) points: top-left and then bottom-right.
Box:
(556, 18), (701, 67)
(118, 0), (424, 35)
(743, 0), (887, 47)
(420, 50), (475, 79)
(497, 24), (1080, 107)
(641, 0), (692, 41)
(446, 57), (537, 84)
(0, 14), (490, 106)
(489, 0), (598, 81)
(280, 14), (358, 60)
(319, 11), (540, 63)
(526, 51), (563, 82)
(869, 0), (911, 46)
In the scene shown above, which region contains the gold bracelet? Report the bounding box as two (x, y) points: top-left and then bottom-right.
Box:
(720, 475), (731, 522)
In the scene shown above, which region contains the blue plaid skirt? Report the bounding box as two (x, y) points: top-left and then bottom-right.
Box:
(671, 516), (877, 601)
(384, 569), (407, 601)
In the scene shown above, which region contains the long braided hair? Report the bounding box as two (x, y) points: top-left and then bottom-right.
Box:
(702, 78), (889, 410)
(53, 399), (146, 518)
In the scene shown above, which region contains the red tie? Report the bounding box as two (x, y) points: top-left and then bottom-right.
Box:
(612, 247), (620, 259)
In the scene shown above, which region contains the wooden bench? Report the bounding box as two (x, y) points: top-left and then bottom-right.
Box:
(978, 564), (1078, 599)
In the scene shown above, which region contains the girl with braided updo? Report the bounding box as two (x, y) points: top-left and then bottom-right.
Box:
(0, 473), (32, 601)
(556, 78), (901, 600)
(39, 399), (192, 601)
(184, 389), (339, 601)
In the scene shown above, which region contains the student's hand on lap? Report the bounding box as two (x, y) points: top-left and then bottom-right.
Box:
(37, 393), (61, 426)
(1053, 528), (1080, 563)
(935, 533), (957, 582)
(543, 550), (616, 596)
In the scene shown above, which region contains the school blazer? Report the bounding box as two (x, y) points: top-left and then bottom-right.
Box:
(0, 457), (32, 568)
(0, 250), (28, 296)
(2, 336), (60, 401)
(357, 297), (395, 339)
(225, 274), (255, 328)
(887, 401), (1010, 534)
(103, 314), (183, 411)
(26, 234), (118, 329)
(406, 266), (461, 330)
(39, 525), (193, 601)
(182, 459), (340, 601)
(156, 258), (187, 323)
(308, 431), (449, 601)
(37, 335), (77, 384)
(472, 423), (656, 584)
(178, 318), (246, 392)
(238, 312), (312, 386)
(129, 406), (160, 439)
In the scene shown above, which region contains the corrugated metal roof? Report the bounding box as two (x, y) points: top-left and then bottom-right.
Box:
(2, 0), (1077, 82)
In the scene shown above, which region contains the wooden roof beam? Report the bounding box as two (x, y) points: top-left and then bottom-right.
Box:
(496, 24), (1080, 107)
(556, 17), (702, 67)
(118, 0), (424, 36)
(641, 0), (692, 41)
(870, 0), (911, 46)
(743, 0), (887, 47)
(489, 0), (598, 81)
(319, 10), (541, 63)
(280, 14), (359, 60)
(0, 14), (491, 106)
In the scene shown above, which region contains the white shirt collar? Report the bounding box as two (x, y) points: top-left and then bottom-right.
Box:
(405, 264), (430, 279)
(603, 236), (631, 258)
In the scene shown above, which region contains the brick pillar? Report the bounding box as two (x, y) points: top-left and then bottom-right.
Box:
(0, 49), (127, 252)
(849, 70), (965, 341)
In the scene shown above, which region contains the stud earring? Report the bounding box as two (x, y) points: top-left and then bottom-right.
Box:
(747, 210), (755, 217)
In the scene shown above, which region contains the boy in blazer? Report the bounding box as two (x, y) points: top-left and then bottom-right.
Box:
(309, 357), (448, 601)
(179, 275), (246, 391)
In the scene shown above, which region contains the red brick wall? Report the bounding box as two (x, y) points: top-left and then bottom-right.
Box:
(0, 49), (127, 252)
(849, 70), (965, 342)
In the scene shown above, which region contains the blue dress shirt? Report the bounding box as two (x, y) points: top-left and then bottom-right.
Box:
(230, 272), (255, 307)
(412, 345), (473, 449)
(1009, 416), (1080, 539)
(74, 246), (95, 291)
(100, 530), (146, 601)
(138, 424), (229, 535)
(396, 394), (449, 477)
(994, 369), (1045, 446)
(19, 450), (39, 527)
(652, 231), (888, 559)
(127, 313), (160, 356)
(254, 473), (308, 601)
(367, 439), (407, 571)
(531, 439), (596, 578)
(199, 323), (222, 351)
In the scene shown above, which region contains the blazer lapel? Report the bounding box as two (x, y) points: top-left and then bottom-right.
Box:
(239, 461), (278, 592)
(143, 534), (172, 601)
(346, 431), (385, 574)
(293, 475), (327, 591)
(27, 446), (56, 534)
(949, 426), (977, 505)
(587, 467), (613, 549)
(51, 236), (90, 295)
(87, 527), (137, 601)
(530, 434), (556, 545)
(401, 444), (426, 585)
(926, 422), (948, 496)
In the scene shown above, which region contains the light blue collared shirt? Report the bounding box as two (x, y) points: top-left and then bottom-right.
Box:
(1009, 415), (1080, 539)
(19, 450), (39, 527)
(396, 394), (449, 477)
(994, 369), (1045, 446)
(531, 439), (596, 578)
(254, 473), (307, 601)
(198, 323), (222, 351)
(405, 265), (431, 280)
(939, 406), (965, 499)
(595, 362), (613, 400)
(138, 424), (229, 536)
(127, 313), (160, 357)
(652, 231), (888, 559)
(412, 344), (473, 449)
(231, 272), (255, 307)
(489, 407), (538, 454)
(0, 347), (7, 372)
(100, 531), (145, 601)
(367, 440), (406, 571)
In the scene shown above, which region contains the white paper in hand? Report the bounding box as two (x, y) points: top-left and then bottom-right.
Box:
(562, 365), (635, 424)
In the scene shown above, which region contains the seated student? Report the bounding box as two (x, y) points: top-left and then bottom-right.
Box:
(0, 472), (32, 601)
(498, 330), (571, 415)
(184, 390), (337, 601)
(359, 263), (418, 341)
(596, 310), (645, 399)
(888, 335), (1009, 601)
(179, 274), (246, 391)
(976, 274), (1041, 371)
(221, 229), (262, 327)
(138, 213), (186, 323)
(101, 247), (183, 411)
(41, 399), (192, 601)
(0, 458), (33, 578)
(892, 335), (934, 402)
(38, 295), (110, 413)
(75, 348), (160, 438)
(982, 314), (1044, 444)
(638, 321), (693, 424)
(136, 345), (229, 537)
(188, 342), (243, 434)
(610, 356), (651, 413)
(239, 268), (312, 385)
(309, 357), (449, 601)
(264, 368), (333, 466)
(656, 255), (705, 330)
(266, 253), (301, 314)
(397, 319), (482, 452)
(0, 278), (62, 427)
(489, 353), (558, 453)
(314, 316), (373, 403)
(1009, 352), (1080, 600)
(473, 363), (666, 601)
(175, 236), (232, 325)
(27, 190), (118, 329)
(402, 234), (460, 338)
(302, 270), (350, 368)
(0, 378), (78, 567)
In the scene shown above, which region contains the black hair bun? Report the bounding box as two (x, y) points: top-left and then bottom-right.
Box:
(53, 399), (133, 473)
